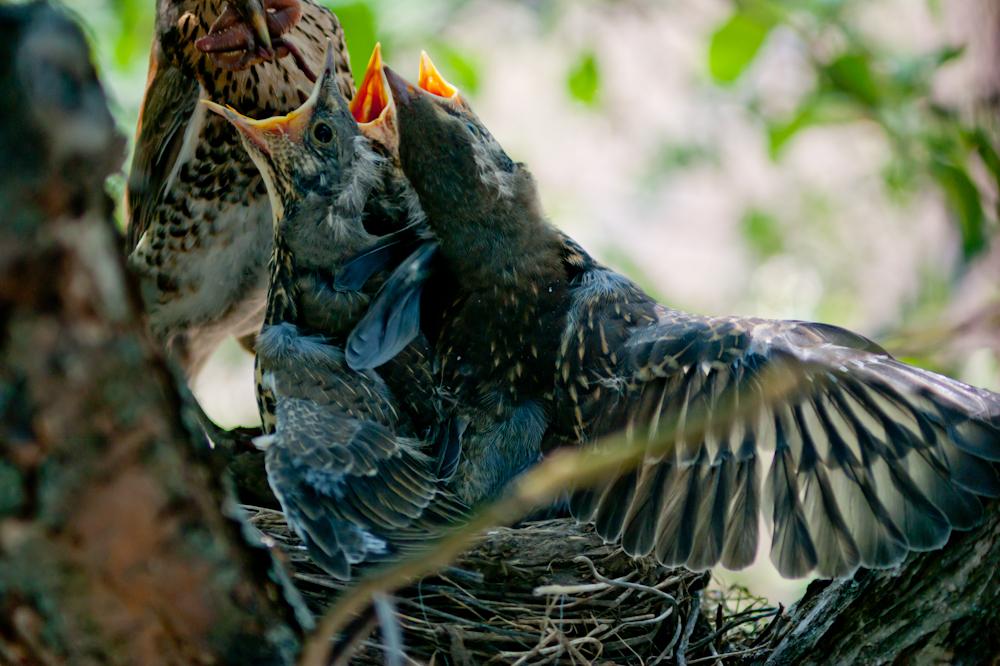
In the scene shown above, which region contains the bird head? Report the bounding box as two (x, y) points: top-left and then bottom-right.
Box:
(195, 0), (303, 71)
(382, 57), (522, 226)
(203, 43), (371, 225)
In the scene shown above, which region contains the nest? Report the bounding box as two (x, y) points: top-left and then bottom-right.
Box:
(246, 507), (781, 664)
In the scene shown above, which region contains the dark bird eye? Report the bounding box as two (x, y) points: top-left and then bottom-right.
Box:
(312, 121), (334, 144)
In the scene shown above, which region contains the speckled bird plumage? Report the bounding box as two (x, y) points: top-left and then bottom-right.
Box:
(351, 67), (1000, 579)
(209, 51), (464, 579)
(126, 0), (353, 377)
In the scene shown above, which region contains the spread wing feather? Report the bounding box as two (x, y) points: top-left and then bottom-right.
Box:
(258, 324), (467, 580)
(346, 242), (438, 370)
(266, 397), (467, 580)
(566, 294), (1000, 578)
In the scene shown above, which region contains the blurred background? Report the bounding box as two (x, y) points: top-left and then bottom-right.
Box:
(67, 0), (1000, 604)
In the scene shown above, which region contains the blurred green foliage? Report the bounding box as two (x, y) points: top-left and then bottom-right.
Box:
(741, 209), (784, 258)
(327, 1), (377, 78)
(566, 50), (601, 107)
(708, 5), (776, 84)
(709, 0), (999, 264)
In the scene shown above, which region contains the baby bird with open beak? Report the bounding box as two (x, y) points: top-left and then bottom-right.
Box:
(352, 62), (1000, 580)
(204, 46), (465, 579)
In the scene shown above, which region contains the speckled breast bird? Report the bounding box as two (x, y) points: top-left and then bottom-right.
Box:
(349, 65), (1000, 579)
(126, 0), (353, 377)
(205, 48), (464, 578)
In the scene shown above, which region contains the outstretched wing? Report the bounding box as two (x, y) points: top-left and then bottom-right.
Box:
(265, 396), (468, 580)
(125, 48), (199, 252)
(256, 323), (467, 579)
(562, 271), (1000, 579)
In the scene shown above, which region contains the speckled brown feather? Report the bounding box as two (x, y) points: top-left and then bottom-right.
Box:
(126, 0), (353, 377)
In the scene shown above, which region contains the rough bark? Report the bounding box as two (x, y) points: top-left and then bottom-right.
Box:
(0, 4), (308, 664)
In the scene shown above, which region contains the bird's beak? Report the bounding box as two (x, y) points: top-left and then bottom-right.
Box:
(384, 52), (465, 115)
(197, 0), (273, 57)
(246, 0), (273, 54)
(351, 43), (391, 124)
(201, 100), (284, 156)
(417, 51), (460, 100)
(383, 65), (419, 109)
(350, 43), (397, 150)
(202, 45), (338, 154)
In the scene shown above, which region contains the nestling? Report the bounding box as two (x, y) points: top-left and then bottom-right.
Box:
(351, 64), (1000, 579)
(206, 46), (465, 579)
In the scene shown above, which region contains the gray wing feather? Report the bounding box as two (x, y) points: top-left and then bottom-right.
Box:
(572, 303), (1000, 578)
(266, 397), (467, 580)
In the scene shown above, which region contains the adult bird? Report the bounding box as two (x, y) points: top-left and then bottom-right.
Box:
(347, 63), (1000, 579)
(204, 47), (465, 579)
(126, 0), (353, 378)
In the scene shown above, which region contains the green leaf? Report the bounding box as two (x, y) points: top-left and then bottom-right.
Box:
(768, 103), (818, 158)
(707, 9), (776, 85)
(891, 45), (964, 94)
(969, 128), (1000, 192)
(566, 51), (601, 107)
(741, 209), (784, 257)
(932, 160), (986, 259)
(325, 1), (378, 81)
(767, 91), (861, 158)
(823, 52), (881, 107)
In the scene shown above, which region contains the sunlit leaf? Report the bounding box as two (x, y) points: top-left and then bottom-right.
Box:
(768, 104), (818, 158)
(566, 51), (601, 107)
(111, 0), (154, 69)
(707, 8), (776, 85)
(325, 1), (379, 81)
(932, 160), (986, 259)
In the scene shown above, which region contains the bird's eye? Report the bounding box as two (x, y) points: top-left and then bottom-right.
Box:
(312, 121), (334, 144)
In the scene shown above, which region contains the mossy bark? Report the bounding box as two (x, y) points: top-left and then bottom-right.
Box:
(0, 4), (308, 664)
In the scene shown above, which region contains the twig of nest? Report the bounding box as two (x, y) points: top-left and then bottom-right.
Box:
(246, 506), (782, 664)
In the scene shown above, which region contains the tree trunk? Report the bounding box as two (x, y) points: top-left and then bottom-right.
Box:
(766, 501), (1000, 665)
(1, 4), (998, 666)
(0, 4), (308, 664)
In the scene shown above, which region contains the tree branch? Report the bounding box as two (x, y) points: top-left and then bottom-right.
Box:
(0, 5), (309, 663)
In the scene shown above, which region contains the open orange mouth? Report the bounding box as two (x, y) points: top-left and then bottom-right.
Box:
(417, 51), (459, 99)
(350, 43), (390, 125)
